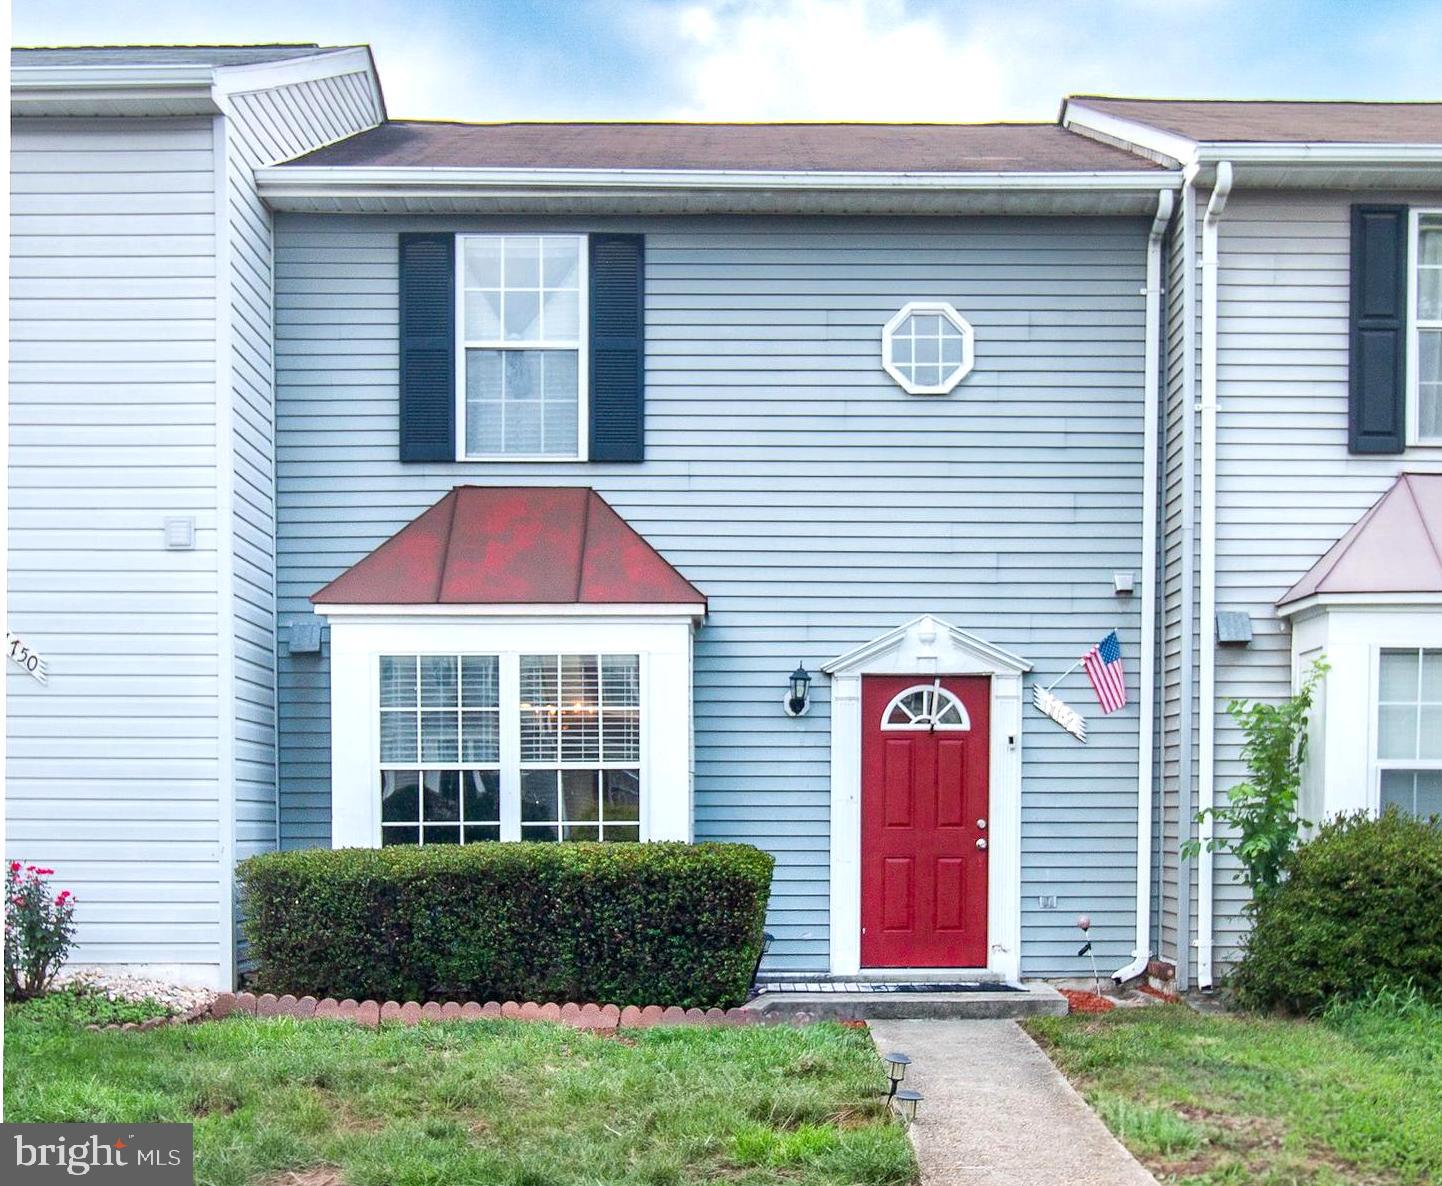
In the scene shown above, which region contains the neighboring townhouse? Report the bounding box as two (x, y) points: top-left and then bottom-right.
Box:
(8, 45), (384, 987)
(1064, 99), (1442, 989)
(7, 45), (1440, 992)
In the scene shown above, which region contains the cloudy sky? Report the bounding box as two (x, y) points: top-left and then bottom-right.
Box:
(12, 0), (1442, 122)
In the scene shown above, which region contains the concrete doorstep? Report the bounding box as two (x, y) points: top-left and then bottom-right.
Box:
(868, 1019), (1158, 1186)
(744, 982), (1067, 1021)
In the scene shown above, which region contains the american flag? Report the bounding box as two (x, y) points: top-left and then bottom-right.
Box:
(1082, 631), (1127, 714)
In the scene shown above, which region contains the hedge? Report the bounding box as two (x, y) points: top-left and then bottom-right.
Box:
(1232, 809), (1442, 1015)
(238, 842), (774, 1009)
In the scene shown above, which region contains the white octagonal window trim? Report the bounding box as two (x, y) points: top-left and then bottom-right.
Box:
(882, 301), (975, 395)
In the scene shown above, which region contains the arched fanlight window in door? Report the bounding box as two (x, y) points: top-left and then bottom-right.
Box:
(880, 684), (971, 730)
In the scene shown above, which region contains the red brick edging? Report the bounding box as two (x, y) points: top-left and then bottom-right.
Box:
(87, 992), (808, 1033)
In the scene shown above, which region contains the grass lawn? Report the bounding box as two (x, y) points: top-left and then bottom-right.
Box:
(4, 1006), (916, 1186)
(1025, 996), (1442, 1186)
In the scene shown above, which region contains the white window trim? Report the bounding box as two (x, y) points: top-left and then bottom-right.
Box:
(821, 615), (1029, 983)
(325, 613), (694, 848)
(1373, 645), (1442, 812)
(881, 300), (975, 396)
(1406, 207), (1442, 447)
(454, 232), (590, 462)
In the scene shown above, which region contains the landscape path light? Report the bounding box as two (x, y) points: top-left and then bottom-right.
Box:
(892, 1089), (922, 1124)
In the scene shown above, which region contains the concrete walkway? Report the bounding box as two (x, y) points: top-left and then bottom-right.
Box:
(868, 1019), (1158, 1186)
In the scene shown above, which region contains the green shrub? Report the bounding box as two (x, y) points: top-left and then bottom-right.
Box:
(1232, 810), (1442, 1014)
(238, 842), (774, 1009)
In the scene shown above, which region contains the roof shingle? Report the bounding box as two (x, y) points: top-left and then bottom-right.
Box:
(1279, 474), (1442, 606)
(311, 487), (705, 608)
(1070, 97), (1442, 144)
(285, 119), (1164, 173)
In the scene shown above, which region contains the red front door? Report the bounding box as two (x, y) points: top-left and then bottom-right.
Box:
(861, 675), (990, 968)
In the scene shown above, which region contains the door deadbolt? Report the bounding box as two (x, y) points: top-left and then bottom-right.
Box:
(977, 818), (987, 829)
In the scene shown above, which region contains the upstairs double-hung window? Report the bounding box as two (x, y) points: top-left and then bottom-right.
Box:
(459, 234), (586, 459)
(1413, 214), (1442, 442)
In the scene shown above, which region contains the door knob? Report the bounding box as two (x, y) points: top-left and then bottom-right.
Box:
(977, 818), (987, 829)
(976, 838), (988, 850)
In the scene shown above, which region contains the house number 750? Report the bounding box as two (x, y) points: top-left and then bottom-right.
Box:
(6, 633), (49, 684)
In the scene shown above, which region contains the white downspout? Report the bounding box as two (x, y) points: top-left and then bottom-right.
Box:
(1113, 188), (1174, 985)
(1197, 160), (1233, 991)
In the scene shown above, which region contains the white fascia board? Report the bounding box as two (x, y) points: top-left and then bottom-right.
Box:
(1277, 591), (1442, 617)
(10, 62), (217, 90)
(313, 602), (706, 620)
(257, 164), (1181, 199)
(1062, 102), (1197, 166)
(10, 64), (220, 114)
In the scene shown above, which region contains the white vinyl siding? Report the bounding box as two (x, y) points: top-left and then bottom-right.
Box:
(1207, 189), (1442, 971)
(5, 65), (383, 987)
(7, 116), (225, 982)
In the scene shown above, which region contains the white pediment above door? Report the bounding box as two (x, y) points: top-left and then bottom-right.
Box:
(821, 615), (1031, 678)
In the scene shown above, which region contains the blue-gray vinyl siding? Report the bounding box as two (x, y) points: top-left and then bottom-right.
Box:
(273, 213), (1151, 976)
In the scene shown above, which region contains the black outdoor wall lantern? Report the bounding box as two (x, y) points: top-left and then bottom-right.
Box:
(783, 663), (812, 717)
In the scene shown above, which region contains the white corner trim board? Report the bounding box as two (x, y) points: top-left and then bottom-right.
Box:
(822, 616), (1029, 983)
(324, 614), (695, 849)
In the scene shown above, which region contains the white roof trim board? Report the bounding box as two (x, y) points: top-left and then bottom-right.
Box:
(10, 46), (381, 118)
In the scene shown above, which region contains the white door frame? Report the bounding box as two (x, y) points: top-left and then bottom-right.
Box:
(823, 615), (1029, 982)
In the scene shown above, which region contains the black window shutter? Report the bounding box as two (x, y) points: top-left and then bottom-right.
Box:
(1349, 205), (1409, 454)
(398, 232), (456, 462)
(589, 234), (645, 462)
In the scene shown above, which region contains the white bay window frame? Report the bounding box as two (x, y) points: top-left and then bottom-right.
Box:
(1407, 207), (1442, 446)
(454, 232), (590, 462)
(1283, 598), (1442, 820)
(322, 612), (695, 847)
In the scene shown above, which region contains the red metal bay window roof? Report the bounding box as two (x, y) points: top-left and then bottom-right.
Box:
(311, 487), (705, 609)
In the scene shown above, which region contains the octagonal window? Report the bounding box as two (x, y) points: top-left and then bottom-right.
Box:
(882, 301), (975, 395)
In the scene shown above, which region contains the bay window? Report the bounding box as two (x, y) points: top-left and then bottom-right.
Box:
(459, 234), (586, 459)
(374, 652), (643, 845)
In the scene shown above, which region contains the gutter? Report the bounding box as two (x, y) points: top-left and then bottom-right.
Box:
(257, 164), (1179, 197)
(1113, 187), (1175, 985)
(1192, 142), (1442, 166)
(1196, 160), (1233, 991)
(10, 62), (217, 89)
